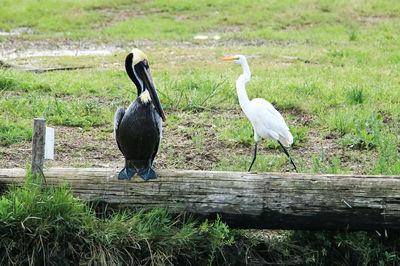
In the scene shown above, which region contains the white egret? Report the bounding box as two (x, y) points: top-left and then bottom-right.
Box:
(221, 55), (297, 172)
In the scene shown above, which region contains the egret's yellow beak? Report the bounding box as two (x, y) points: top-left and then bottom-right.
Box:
(220, 57), (238, 61)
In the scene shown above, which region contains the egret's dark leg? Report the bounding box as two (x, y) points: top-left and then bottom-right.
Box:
(277, 140), (298, 173)
(248, 142), (258, 172)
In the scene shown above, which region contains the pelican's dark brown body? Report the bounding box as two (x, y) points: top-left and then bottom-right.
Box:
(115, 98), (162, 170)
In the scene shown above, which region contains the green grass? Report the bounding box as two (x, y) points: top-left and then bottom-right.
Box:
(0, 177), (250, 265)
(218, 117), (254, 145)
(286, 230), (400, 265)
(0, 0), (399, 43)
(346, 86), (365, 105)
(214, 153), (288, 172)
(0, 119), (31, 146)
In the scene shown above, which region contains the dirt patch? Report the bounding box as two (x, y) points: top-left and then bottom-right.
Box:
(0, 38), (126, 60)
(0, 36), (304, 63)
(282, 23), (316, 32)
(0, 108), (378, 175)
(0, 27), (32, 36)
(175, 15), (201, 21)
(0, 126), (118, 169)
(97, 7), (147, 19)
(157, 112), (229, 171)
(358, 16), (395, 25)
(93, 7), (166, 29)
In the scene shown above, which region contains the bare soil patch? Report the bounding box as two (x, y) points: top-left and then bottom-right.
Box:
(93, 6), (165, 29)
(0, 38), (126, 60)
(0, 36), (302, 63)
(358, 16), (397, 25)
(1, 108), (377, 174)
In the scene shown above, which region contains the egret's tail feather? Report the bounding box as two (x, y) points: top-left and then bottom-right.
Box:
(279, 131), (293, 147)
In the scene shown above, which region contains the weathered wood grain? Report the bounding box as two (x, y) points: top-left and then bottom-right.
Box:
(0, 60), (91, 73)
(31, 118), (46, 177)
(1, 168), (400, 231)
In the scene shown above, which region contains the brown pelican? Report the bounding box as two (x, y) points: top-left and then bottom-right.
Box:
(221, 55), (297, 172)
(114, 49), (166, 180)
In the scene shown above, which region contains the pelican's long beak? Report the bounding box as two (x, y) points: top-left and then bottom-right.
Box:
(220, 57), (237, 61)
(141, 66), (166, 122)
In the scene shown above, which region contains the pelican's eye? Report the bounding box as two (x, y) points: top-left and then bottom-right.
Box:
(143, 59), (149, 69)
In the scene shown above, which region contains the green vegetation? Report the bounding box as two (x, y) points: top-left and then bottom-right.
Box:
(1, 178), (399, 265)
(286, 230), (400, 265)
(0, 177), (249, 265)
(1, 0), (400, 43)
(1, 0), (400, 264)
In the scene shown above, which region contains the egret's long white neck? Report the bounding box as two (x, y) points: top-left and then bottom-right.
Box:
(236, 58), (251, 113)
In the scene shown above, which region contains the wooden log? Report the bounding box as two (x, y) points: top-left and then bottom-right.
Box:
(0, 168), (399, 231)
(31, 118), (46, 177)
(0, 59), (92, 73)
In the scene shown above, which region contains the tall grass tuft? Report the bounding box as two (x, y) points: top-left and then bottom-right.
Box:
(287, 231), (400, 265)
(324, 108), (393, 151)
(346, 86), (364, 105)
(338, 112), (384, 150)
(371, 116), (400, 175)
(0, 178), (89, 265)
(0, 177), (256, 265)
(0, 118), (32, 145)
(157, 72), (232, 111)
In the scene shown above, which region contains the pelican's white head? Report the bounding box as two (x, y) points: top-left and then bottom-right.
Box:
(131, 48), (148, 65)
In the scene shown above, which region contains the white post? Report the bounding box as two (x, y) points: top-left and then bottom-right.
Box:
(45, 126), (55, 160)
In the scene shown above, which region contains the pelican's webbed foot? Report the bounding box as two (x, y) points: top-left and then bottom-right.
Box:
(138, 167), (157, 181)
(118, 167), (137, 180)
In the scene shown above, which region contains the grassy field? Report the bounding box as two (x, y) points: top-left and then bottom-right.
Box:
(1, 0), (400, 264)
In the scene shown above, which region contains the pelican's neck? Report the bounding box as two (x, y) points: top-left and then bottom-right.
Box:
(236, 59), (251, 112)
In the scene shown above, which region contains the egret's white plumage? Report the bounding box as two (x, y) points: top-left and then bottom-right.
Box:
(221, 55), (297, 172)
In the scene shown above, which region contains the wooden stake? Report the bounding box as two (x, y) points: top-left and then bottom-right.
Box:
(31, 118), (46, 178)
